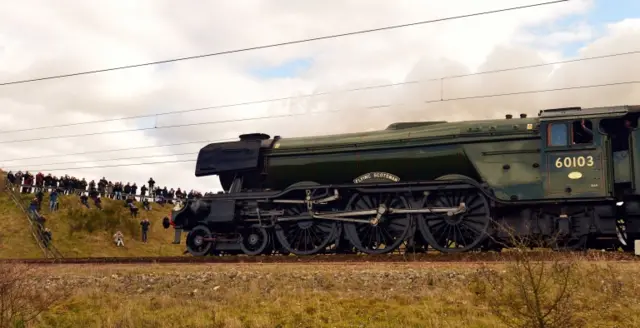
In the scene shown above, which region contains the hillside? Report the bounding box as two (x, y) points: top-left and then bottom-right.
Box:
(0, 179), (44, 258)
(0, 174), (185, 258)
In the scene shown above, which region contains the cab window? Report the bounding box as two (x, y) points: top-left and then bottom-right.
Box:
(572, 119), (594, 144)
(548, 123), (568, 147)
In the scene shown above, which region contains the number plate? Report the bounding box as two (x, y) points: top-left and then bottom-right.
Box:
(554, 155), (595, 168)
(545, 151), (605, 197)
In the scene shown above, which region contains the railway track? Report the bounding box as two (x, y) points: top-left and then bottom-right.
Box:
(0, 251), (637, 265)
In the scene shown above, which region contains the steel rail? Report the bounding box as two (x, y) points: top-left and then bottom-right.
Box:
(0, 251), (636, 265)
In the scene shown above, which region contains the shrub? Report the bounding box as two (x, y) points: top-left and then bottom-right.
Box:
(62, 198), (140, 238)
(0, 263), (70, 328)
(470, 224), (581, 328)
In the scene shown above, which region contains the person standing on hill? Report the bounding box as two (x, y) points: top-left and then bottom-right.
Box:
(148, 178), (155, 197)
(140, 218), (150, 243)
(35, 189), (44, 211)
(140, 184), (147, 198)
(49, 189), (58, 212)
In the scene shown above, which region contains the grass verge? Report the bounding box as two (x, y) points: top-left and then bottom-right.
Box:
(12, 261), (639, 328)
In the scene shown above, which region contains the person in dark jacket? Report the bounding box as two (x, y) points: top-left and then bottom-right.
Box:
(35, 189), (44, 211)
(94, 196), (103, 210)
(42, 228), (52, 247)
(128, 202), (139, 218)
(140, 219), (150, 243)
(7, 171), (15, 186)
(142, 198), (151, 211)
(29, 197), (38, 213)
(80, 193), (90, 209)
(148, 178), (155, 197)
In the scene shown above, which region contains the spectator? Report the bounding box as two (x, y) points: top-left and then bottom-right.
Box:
(140, 218), (150, 243)
(42, 228), (52, 247)
(114, 182), (122, 200)
(113, 231), (124, 247)
(22, 171), (33, 194)
(35, 214), (47, 227)
(140, 184), (147, 198)
(131, 183), (138, 200)
(128, 203), (139, 218)
(124, 183), (131, 196)
(29, 197), (38, 214)
(49, 189), (59, 212)
(7, 171), (15, 186)
(94, 196), (103, 210)
(80, 193), (90, 209)
(35, 189), (44, 211)
(98, 177), (107, 197)
(106, 181), (114, 199)
(148, 177), (155, 196)
(142, 198), (151, 211)
(35, 172), (44, 192)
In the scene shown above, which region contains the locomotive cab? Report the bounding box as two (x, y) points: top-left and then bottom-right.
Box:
(540, 108), (611, 199)
(538, 106), (640, 200)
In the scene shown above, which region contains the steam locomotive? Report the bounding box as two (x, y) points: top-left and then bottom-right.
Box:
(170, 105), (640, 256)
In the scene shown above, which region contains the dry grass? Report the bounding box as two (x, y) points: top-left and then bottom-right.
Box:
(34, 196), (184, 257)
(0, 184), (44, 258)
(11, 261), (637, 328)
(0, 181), (184, 258)
(34, 193), (184, 257)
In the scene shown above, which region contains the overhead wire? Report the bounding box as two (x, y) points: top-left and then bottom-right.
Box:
(0, 0), (566, 87)
(2, 151), (199, 169)
(3, 47), (639, 135)
(1, 78), (639, 146)
(2, 46), (639, 162)
(12, 159), (197, 173)
(0, 139), (231, 163)
(7, 78), (640, 172)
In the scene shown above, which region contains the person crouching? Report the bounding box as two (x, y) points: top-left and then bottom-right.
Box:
(113, 231), (124, 247)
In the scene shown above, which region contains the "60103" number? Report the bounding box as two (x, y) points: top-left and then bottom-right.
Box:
(555, 156), (594, 168)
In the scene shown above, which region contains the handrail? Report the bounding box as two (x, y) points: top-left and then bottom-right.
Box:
(7, 183), (185, 201)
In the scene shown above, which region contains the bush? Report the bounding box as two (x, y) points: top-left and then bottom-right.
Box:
(62, 198), (140, 238)
(470, 224), (581, 328)
(0, 263), (70, 328)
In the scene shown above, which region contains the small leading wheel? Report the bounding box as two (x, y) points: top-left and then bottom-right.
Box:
(240, 225), (270, 256)
(417, 188), (491, 253)
(343, 192), (413, 254)
(186, 225), (214, 256)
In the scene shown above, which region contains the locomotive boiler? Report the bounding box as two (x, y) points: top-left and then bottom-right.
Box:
(171, 105), (640, 256)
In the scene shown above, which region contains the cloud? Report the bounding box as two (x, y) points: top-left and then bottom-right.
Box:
(1, 0), (639, 193)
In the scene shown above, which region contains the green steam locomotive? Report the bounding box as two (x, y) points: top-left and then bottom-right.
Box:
(170, 105), (640, 256)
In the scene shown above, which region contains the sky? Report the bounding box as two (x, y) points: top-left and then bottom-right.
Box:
(0, 0), (640, 193)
